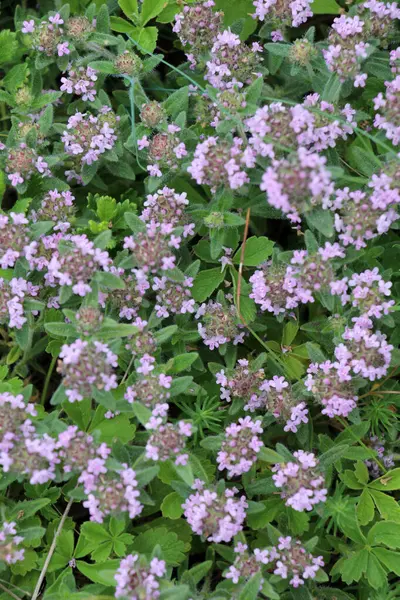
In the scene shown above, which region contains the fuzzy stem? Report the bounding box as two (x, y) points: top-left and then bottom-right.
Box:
(31, 499), (73, 600)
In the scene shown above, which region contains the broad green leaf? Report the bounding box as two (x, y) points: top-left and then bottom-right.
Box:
(311, 0), (340, 13)
(367, 521), (400, 549)
(366, 553), (388, 590)
(131, 527), (186, 565)
(258, 447), (285, 463)
(119, 0), (139, 22)
(76, 559), (120, 585)
(141, 0), (167, 25)
(369, 468), (400, 491)
(372, 547), (400, 576)
(357, 489), (375, 526)
(369, 490), (400, 523)
(238, 571), (262, 600)
(338, 548), (368, 584)
(233, 236), (274, 266)
(191, 268), (224, 302)
(161, 492), (184, 519)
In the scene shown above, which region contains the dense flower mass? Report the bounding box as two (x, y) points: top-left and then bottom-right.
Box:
(1, 1), (399, 597)
(115, 554), (166, 599)
(272, 451), (327, 511)
(58, 339), (118, 401)
(183, 481), (248, 542)
(217, 416), (263, 477)
(0, 522), (25, 565)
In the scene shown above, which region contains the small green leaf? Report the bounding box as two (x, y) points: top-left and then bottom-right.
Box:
(233, 236), (274, 266)
(141, 0), (167, 25)
(76, 559), (120, 585)
(357, 489), (375, 526)
(161, 492), (184, 519)
(372, 547), (400, 576)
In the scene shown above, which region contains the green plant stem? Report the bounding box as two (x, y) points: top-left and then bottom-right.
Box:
(31, 499), (73, 600)
(336, 416), (387, 474)
(121, 354), (135, 384)
(41, 355), (57, 406)
(0, 582), (21, 600)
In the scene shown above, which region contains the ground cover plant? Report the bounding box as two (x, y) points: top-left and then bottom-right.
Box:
(0, 0), (399, 598)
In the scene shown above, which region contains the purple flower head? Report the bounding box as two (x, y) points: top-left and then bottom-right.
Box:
(305, 361), (358, 418)
(252, 0), (313, 28)
(268, 536), (324, 587)
(272, 451), (327, 512)
(335, 325), (393, 381)
(196, 300), (244, 350)
(258, 377), (309, 432)
(216, 358), (266, 406)
(0, 522), (25, 565)
(225, 543), (270, 585)
(145, 411), (192, 465)
(58, 339), (118, 402)
(115, 553), (166, 599)
(217, 416), (264, 477)
(250, 262), (301, 316)
(183, 483), (248, 543)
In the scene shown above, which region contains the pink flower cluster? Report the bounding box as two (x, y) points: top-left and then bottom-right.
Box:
(4, 143), (50, 187)
(141, 187), (193, 236)
(332, 183), (400, 249)
(46, 234), (111, 296)
(272, 451), (327, 512)
(246, 97), (356, 154)
(124, 370), (172, 412)
(323, 15), (368, 86)
(365, 435), (395, 478)
(374, 75), (400, 145)
(123, 222), (180, 279)
(138, 126), (187, 177)
(305, 361), (358, 418)
(258, 377), (309, 433)
(188, 136), (250, 192)
(216, 359), (265, 405)
(260, 147), (334, 222)
(23, 12), (71, 57)
(0, 522), (24, 565)
(249, 262), (300, 316)
(217, 417), (263, 477)
(252, 0), (313, 27)
(268, 536), (324, 588)
(331, 268), (394, 320)
(335, 324), (393, 381)
(196, 300), (245, 350)
(225, 543), (269, 586)
(145, 411), (192, 465)
(30, 189), (75, 230)
(0, 277), (39, 329)
(82, 466), (143, 523)
(62, 108), (119, 177)
(153, 275), (195, 318)
(56, 426), (111, 479)
(183, 480), (248, 543)
(60, 65), (98, 101)
(205, 30), (262, 90)
(125, 318), (157, 358)
(115, 554), (166, 599)
(288, 243), (345, 303)
(0, 213), (31, 269)
(173, 0), (223, 67)
(58, 339), (118, 402)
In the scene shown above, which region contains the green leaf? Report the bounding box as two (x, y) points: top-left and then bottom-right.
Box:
(0, 30), (17, 65)
(319, 444), (351, 468)
(8, 498), (51, 521)
(322, 73), (342, 103)
(258, 447), (285, 463)
(182, 561), (212, 585)
(357, 489), (375, 526)
(191, 268), (224, 302)
(347, 145), (382, 178)
(81, 522), (111, 544)
(128, 26), (158, 53)
(96, 4), (110, 32)
(91, 414), (135, 445)
(3, 64), (28, 93)
(119, 0), (139, 22)
(311, 0), (341, 13)
(98, 323), (138, 340)
(125, 211), (146, 232)
(161, 492), (184, 519)
(238, 571), (262, 600)
(265, 43), (291, 56)
(305, 208), (334, 238)
(141, 0), (167, 25)
(372, 547), (400, 576)
(367, 552), (388, 590)
(369, 468), (400, 491)
(282, 321), (299, 346)
(369, 490), (400, 523)
(132, 402), (152, 426)
(368, 521), (400, 549)
(166, 353), (198, 373)
(131, 527), (186, 565)
(96, 272), (126, 290)
(233, 236), (274, 266)
(338, 548), (368, 584)
(89, 60), (117, 74)
(76, 559), (120, 585)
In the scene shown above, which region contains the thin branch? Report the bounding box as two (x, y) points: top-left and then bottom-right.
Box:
(0, 582), (22, 600)
(31, 499), (73, 600)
